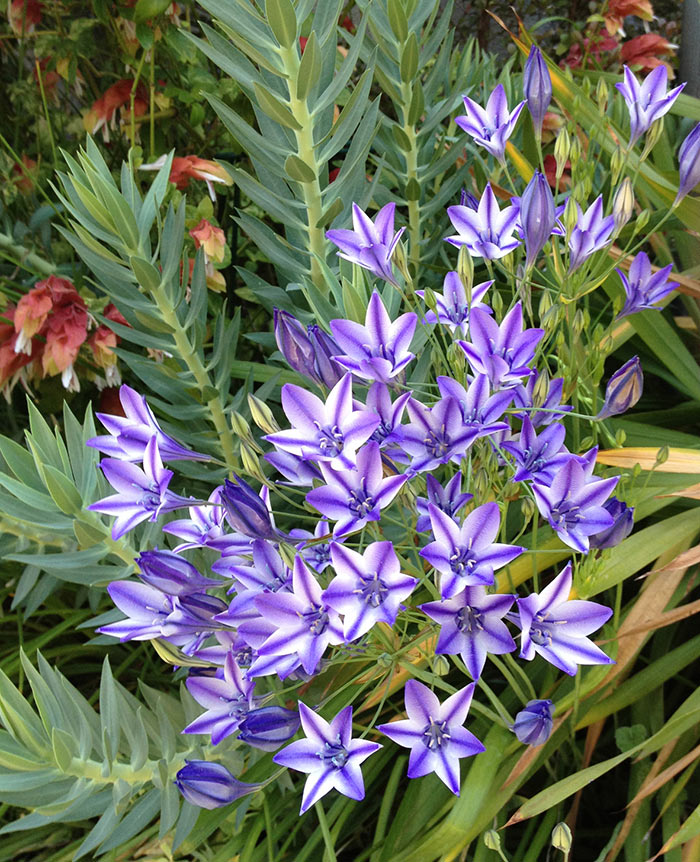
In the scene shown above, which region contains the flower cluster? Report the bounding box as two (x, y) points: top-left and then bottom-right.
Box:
(86, 51), (697, 817)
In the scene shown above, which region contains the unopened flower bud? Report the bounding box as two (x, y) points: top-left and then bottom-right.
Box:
(675, 122), (700, 205)
(491, 290), (504, 317)
(597, 356), (643, 419)
(520, 171), (556, 269)
(589, 497), (634, 549)
(569, 136), (581, 165)
(610, 147), (625, 183)
(137, 549), (219, 595)
(432, 654), (450, 676)
(551, 822), (572, 853)
(446, 341), (466, 376)
(579, 436), (595, 451)
(221, 477), (278, 541)
(538, 291), (553, 317)
(175, 760), (260, 809)
(458, 244), (474, 297)
(612, 178), (635, 233)
(615, 428), (626, 446)
(483, 830), (502, 851)
(532, 367), (550, 405)
(247, 394), (280, 435)
(655, 445), (669, 466)
(563, 197), (579, 234)
(511, 699), (555, 745)
(596, 78), (609, 114)
(641, 117), (664, 160)
(240, 442), (266, 483)
(237, 706), (300, 751)
(523, 45), (552, 139)
(230, 411), (260, 451)
(572, 309), (585, 337)
(554, 128), (570, 176)
(634, 209), (650, 233)
(521, 496), (536, 524)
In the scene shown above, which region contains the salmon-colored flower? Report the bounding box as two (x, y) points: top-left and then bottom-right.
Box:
(141, 154), (233, 201)
(563, 33), (619, 70)
(190, 219), (226, 263)
(8, 0), (41, 36)
(13, 281), (53, 353)
(620, 34), (677, 76)
(604, 0), (654, 36)
(0, 305), (36, 394)
(11, 154), (38, 195)
(88, 303), (128, 386)
(83, 79), (149, 143)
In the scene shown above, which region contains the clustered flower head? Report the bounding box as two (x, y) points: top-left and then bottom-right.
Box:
(85, 44), (699, 815)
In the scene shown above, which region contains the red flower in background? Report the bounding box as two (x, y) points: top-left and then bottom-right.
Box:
(11, 155), (38, 194)
(7, 0), (42, 36)
(88, 303), (128, 387)
(604, 0), (654, 35)
(544, 154), (572, 191)
(620, 34), (677, 76)
(0, 306), (37, 394)
(563, 32), (619, 70)
(83, 79), (149, 142)
(140, 154), (233, 201)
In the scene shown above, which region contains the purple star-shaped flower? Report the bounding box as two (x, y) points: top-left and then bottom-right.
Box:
(514, 371), (572, 427)
(455, 83), (525, 163)
(516, 562), (614, 675)
(588, 497), (634, 549)
(323, 541), (417, 641)
(446, 184), (521, 260)
(183, 652), (258, 745)
(377, 679), (484, 794)
(533, 458), (619, 553)
(415, 473), (472, 533)
(265, 373), (379, 470)
(416, 271), (493, 335)
(87, 384), (209, 462)
(220, 539), (292, 595)
(616, 252), (678, 318)
(436, 374), (513, 436)
(290, 517), (337, 573)
(273, 702), (381, 814)
(420, 502), (524, 599)
(88, 436), (192, 539)
(163, 487), (251, 553)
(615, 65), (685, 148)
(329, 291), (417, 383)
(501, 417), (572, 484)
(136, 548), (220, 595)
(399, 396), (481, 474)
(420, 586), (516, 680)
(326, 202), (405, 286)
(458, 303), (544, 391)
(273, 309), (344, 388)
(254, 555), (344, 675)
(264, 451), (323, 487)
(675, 122), (700, 204)
(568, 196), (615, 273)
(306, 441), (407, 536)
(363, 381), (412, 452)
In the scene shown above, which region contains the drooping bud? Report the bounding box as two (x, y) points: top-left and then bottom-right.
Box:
(175, 760), (261, 809)
(510, 699), (555, 745)
(520, 171), (556, 269)
(273, 308), (316, 380)
(597, 356), (643, 419)
(306, 324), (344, 388)
(675, 122), (700, 205)
(612, 177), (635, 233)
(237, 706), (301, 751)
(523, 45), (552, 139)
(136, 549), (220, 595)
(221, 477), (279, 541)
(588, 498), (634, 549)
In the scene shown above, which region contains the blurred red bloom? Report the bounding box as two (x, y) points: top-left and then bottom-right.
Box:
(11, 155), (38, 195)
(83, 79), (149, 142)
(544, 154), (572, 191)
(141, 154), (233, 201)
(8, 0), (41, 35)
(620, 34), (677, 76)
(563, 33), (619, 70)
(604, 0), (654, 35)
(0, 306), (36, 394)
(88, 303), (128, 386)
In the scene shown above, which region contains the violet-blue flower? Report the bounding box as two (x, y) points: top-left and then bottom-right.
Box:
(290, 517), (336, 573)
(515, 371), (572, 427)
(220, 476), (280, 541)
(415, 473), (472, 533)
(675, 122), (700, 204)
(519, 170), (556, 269)
(616, 252), (678, 318)
(88, 436), (192, 540)
(377, 679), (484, 795)
(588, 497), (634, 549)
(446, 184), (521, 260)
(136, 549), (220, 595)
(416, 271), (493, 335)
(265, 373), (379, 469)
(183, 652), (257, 744)
(596, 356), (643, 420)
(533, 458), (618, 553)
(323, 541), (417, 641)
(220, 539), (292, 595)
(254, 555), (344, 675)
(175, 760), (260, 809)
(458, 303), (544, 391)
(363, 381), (411, 452)
(273, 702), (381, 814)
(436, 374), (513, 435)
(516, 562), (614, 675)
(420, 502), (524, 599)
(329, 291), (417, 383)
(305, 441), (407, 536)
(399, 396), (481, 473)
(455, 83), (525, 163)
(97, 580), (172, 642)
(511, 699), (555, 745)
(326, 202), (405, 286)
(501, 417), (572, 484)
(163, 487), (251, 555)
(87, 384), (209, 462)
(420, 586), (516, 680)
(523, 45), (552, 139)
(273, 309), (345, 388)
(568, 196), (615, 272)
(237, 705), (301, 751)
(615, 65), (685, 148)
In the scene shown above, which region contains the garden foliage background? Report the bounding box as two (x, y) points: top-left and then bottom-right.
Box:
(0, 0), (700, 860)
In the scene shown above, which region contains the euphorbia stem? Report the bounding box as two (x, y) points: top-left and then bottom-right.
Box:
(401, 83), (421, 287)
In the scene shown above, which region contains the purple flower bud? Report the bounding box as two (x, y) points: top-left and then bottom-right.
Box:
(237, 706), (301, 751)
(520, 171), (556, 268)
(597, 357), (643, 419)
(523, 45), (552, 138)
(175, 760), (260, 809)
(589, 497), (634, 549)
(307, 325), (345, 388)
(460, 188), (479, 210)
(136, 549), (220, 595)
(511, 699), (555, 745)
(221, 477), (278, 541)
(274, 309), (315, 380)
(675, 123), (700, 204)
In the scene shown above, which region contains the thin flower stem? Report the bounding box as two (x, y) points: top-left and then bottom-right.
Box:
(316, 802), (338, 862)
(400, 82), (421, 286)
(263, 798), (276, 862)
(34, 60), (57, 168)
(488, 654), (528, 706)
